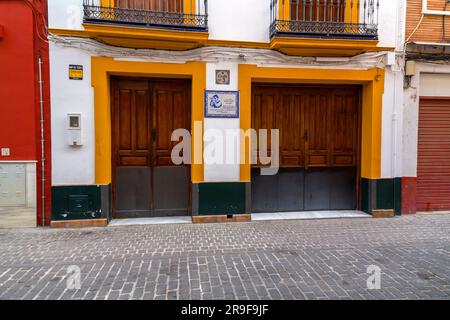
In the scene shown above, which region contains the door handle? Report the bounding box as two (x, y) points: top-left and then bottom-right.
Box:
(152, 128), (157, 142)
(304, 130), (308, 142)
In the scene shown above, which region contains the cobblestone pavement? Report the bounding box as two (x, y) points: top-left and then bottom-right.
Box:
(0, 214), (449, 300)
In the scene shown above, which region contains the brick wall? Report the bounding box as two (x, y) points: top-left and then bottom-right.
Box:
(406, 0), (450, 43)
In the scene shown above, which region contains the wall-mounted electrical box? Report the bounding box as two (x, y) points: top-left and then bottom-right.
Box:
(67, 113), (82, 146)
(385, 52), (396, 66)
(405, 60), (416, 77)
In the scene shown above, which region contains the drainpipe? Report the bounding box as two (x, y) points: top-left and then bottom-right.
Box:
(392, 86), (398, 179)
(391, 0), (400, 179)
(38, 54), (46, 226)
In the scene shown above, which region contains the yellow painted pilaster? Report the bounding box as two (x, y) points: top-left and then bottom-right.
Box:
(361, 69), (384, 179)
(239, 68), (253, 183)
(91, 58), (111, 186)
(91, 57), (205, 185)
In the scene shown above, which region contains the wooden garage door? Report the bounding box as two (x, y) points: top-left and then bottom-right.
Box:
(251, 85), (361, 212)
(252, 85), (360, 168)
(417, 97), (450, 212)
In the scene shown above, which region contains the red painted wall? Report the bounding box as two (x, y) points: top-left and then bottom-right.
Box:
(0, 0), (52, 226)
(402, 177), (417, 215)
(0, 1), (37, 160)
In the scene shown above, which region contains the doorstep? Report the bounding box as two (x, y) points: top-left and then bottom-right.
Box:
(54, 211), (373, 228)
(192, 214), (252, 224)
(251, 210), (371, 222)
(51, 219), (108, 228)
(416, 211), (450, 215)
(109, 216), (192, 227)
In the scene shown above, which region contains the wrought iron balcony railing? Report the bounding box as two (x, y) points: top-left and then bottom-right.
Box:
(270, 0), (379, 40)
(83, 0), (208, 31)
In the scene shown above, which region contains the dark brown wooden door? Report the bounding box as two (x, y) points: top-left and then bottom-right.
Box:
(152, 80), (191, 166)
(253, 87), (305, 167)
(252, 85), (359, 169)
(417, 98), (450, 212)
(113, 79), (151, 167)
(251, 85), (360, 212)
(112, 78), (191, 218)
(306, 87), (359, 168)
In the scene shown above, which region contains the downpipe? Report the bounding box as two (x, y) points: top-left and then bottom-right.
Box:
(38, 54), (46, 227)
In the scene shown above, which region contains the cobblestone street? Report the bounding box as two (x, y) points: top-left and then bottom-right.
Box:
(0, 214), (449, 300)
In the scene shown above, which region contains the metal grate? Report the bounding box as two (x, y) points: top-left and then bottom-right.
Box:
(83, 0), (208, 31)
(270, 0), (379, 40)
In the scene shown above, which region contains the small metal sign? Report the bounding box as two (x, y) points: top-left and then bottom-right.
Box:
(215, 70), (230, 85)
(69, 65), (83, 80)
(205, 90), (239, 118)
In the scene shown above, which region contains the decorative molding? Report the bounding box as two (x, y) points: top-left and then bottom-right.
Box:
(49, 35), (392, 70)
(270, 36), (386, 58)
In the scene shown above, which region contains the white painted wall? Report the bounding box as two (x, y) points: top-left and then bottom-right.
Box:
(207, 0), (270, 43)
(47, 0), (403, 184)
(377, 0), (403, 49)
(49, 39), (399, 185)
(381, 61), (404, 179)
(48, 0), (84, 30)
(48, 0), (401, 48)
(420, 73), (450, 97)
(204, 62), (241, 182)
(50, 43), (95, 185)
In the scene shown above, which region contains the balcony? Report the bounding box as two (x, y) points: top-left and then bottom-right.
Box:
(270, 0), (383, 56)
(83, 0), (208, 30)
(82, 0), (209, 50)
(271, 0), (378, 39)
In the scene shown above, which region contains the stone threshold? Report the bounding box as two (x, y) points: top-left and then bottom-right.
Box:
(109, 216), (192, 227)
(109, 211), (371, 227)
(252, 210), (371, 222)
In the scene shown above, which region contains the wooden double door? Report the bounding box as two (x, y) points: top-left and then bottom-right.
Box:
(251, 85), (361, 212)
(111, 78), (191, 218)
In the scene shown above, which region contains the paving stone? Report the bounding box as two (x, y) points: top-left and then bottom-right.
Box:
(0, 215), (449, 300)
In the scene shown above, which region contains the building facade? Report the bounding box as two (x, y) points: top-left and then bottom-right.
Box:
(47, 0), (406, 226)
(403, 0), (450, 214)
(0, 0), (52, 227)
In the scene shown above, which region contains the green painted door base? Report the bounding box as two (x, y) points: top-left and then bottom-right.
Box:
(198, 183), (246, 216)
(360, 178), (402, 215)
(52, 186), (103, 221)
